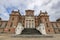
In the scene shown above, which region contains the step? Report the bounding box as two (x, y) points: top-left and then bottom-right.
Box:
(12, 35), (53, 38)
(21, 28), (42, 35)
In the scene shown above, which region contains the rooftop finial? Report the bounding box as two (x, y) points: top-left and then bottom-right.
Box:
(45, 11), (47, 14)
(40, 10), (42, 13)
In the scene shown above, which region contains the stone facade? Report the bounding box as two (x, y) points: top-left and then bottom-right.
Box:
(0, 10), (60, 34)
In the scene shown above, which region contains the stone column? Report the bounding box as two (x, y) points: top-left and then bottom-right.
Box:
(25, 20), (26, 28)
(30, 20), (32, 28)
(27, 20), (29, 28)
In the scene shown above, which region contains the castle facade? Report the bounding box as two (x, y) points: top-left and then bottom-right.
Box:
(0, 10), (60, 35)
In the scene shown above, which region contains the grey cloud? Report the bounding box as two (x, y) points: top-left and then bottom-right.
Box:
(42, 0), (52, 6)
(49, 1), (60, 21)
(51, 1), (60, 9)
(0, 0), (60, 21)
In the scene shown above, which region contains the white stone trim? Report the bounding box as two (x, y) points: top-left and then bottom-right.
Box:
(15, 23), (24, 35)
(36, 23), (47, 35)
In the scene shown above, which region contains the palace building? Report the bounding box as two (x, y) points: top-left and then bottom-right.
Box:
(0, 10), (60, 35)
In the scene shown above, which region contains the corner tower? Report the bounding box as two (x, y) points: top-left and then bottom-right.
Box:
(38, 11), (54, 34)
(4, 10), (21, 33)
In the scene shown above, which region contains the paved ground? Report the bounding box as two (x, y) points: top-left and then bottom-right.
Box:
(0, 33), (60, 40)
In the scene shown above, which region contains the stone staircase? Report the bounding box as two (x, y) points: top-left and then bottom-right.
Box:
(21, 28), (42, 35)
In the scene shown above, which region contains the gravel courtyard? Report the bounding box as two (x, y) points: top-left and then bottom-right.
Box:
(0, 34), (60, 40)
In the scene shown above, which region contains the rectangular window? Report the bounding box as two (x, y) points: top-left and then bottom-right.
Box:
(5, 23), (7, 27)
(56, 23), (58, 27)
(46, 23), (49, 27)
(12, 17), (14, 20)
(29, 22), (31, 28)
(40, 20), (42, 23)
(0, 24), (1, 27)
(52, 24), (54, 27)
(48, 30), (50, 32)
(26, 22), (27, 28)
(45, 18), (47, 21)
(32, 23), (34, 28)
(53, 24), (57, 28)
(10, 23), (13, 27)
(26, 21), (28, 28)
(58, 29), (60, 32)
(23, 21), (24, 23)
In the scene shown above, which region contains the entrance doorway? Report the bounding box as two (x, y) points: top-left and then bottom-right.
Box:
(25, 16), (35, 28)
(21, 16), (42, 35)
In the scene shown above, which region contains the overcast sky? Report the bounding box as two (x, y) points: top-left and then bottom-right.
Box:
(0, 0), (60, 21)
